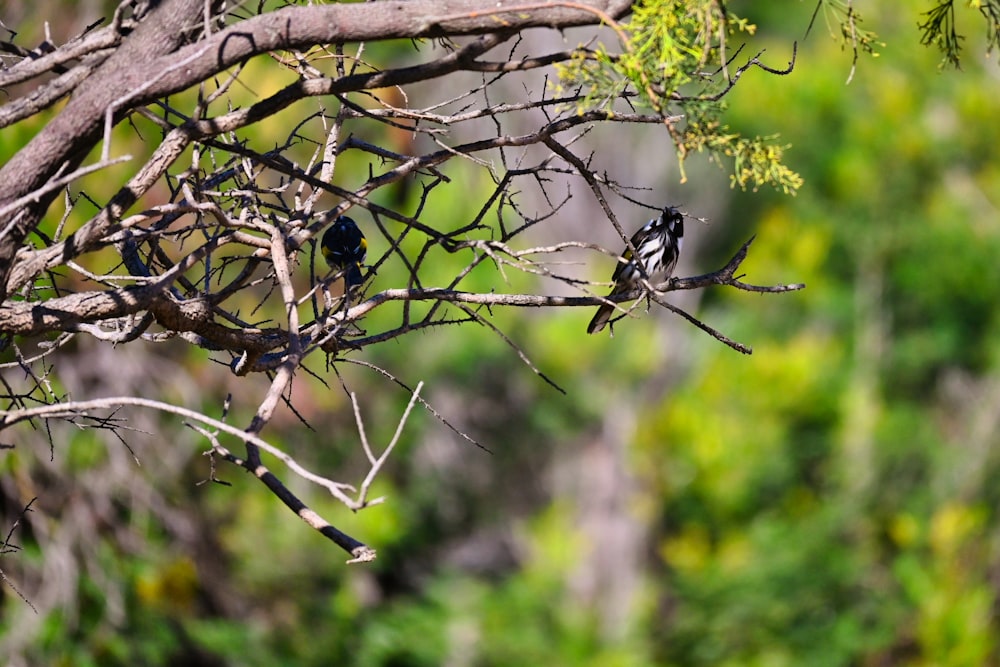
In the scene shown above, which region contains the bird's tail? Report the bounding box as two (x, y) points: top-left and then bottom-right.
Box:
(344, 263), (364, 291)
(586, 303), (615, 334)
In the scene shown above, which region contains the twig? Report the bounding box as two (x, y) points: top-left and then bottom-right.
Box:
(352, 381), (424, 509)
(0, 498), (39, 613)
(0, 396), (374, 562)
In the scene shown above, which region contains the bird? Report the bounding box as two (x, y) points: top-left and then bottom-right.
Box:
(321, 215), (367, 291)
(587, 206), (685, 334)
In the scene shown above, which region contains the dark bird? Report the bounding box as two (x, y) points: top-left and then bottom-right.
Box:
(321, 215), (367, 290)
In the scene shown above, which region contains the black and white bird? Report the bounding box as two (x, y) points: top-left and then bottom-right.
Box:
(587, 207), (685, 334)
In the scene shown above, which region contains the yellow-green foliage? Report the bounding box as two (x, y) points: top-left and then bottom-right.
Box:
(554, 0), (802, 193)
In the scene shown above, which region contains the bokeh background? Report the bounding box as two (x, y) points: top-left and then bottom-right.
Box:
(2, 1), (1000, 665)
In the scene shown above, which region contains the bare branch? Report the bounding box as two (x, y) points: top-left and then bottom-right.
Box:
(0, 498), (38, 613)
(353, 381), (424, 509)
(0, 395), (374, 561)
(348, 238), (801, 312)
(0, 0), (806, 560)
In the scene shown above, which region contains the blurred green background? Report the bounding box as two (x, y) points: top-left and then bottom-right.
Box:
(2, 1), (1000, 665)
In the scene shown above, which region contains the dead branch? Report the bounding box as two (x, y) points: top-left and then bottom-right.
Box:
(0, 0), (804, 559)
(0, 395), (373, 562)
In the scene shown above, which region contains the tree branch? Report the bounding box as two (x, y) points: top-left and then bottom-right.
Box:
(0, 395), (375, 562)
